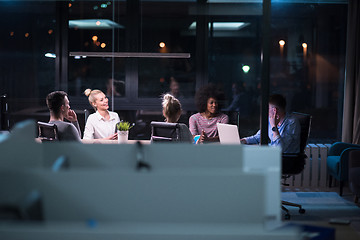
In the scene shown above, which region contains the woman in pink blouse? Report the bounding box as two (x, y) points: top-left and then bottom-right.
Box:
(189, 84), (229, 143)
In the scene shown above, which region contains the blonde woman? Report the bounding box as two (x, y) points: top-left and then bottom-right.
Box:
(161, 93), (193, 143)
(83, 89), (120, 140)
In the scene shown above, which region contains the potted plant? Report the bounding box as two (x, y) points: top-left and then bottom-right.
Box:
(116, 121), (134, 143)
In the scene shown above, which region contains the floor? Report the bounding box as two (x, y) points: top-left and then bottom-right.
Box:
(283, 184), (360, 238)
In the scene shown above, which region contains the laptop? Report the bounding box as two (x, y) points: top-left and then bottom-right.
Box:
(217, 123), (241, 145)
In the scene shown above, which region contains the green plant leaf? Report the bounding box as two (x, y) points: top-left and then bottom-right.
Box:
(116, 121), (135, 131)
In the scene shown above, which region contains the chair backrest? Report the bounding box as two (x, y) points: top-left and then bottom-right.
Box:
(282, 112), (312, 175)
(292, 112), (312, 153)
(0, 94), (9, 131)
(37, 121), (58, 142)
(84, 109), (95, 123)
(150, 121), (180, 142)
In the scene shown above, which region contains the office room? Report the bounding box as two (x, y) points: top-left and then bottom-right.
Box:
(0, 0), (360, 239)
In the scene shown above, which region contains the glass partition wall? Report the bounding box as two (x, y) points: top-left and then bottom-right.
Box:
(0, 0), (348, 142)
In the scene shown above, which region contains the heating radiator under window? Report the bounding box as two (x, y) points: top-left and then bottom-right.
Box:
(287, 144), (332, 188)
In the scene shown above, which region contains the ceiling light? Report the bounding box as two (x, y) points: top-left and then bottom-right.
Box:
(189, 22), (250, 31)
(242, 65), (250, 73)
(45, 53), (56, 58)
(69, 52), (191, 59)
(69, 19), (123, 29)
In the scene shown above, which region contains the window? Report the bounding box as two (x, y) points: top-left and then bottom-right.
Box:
(0, 1), (56, 112)
(269, 2), (347, 142)
(0, 0), (348, 143)
(68, 1), (127, 101)
(139, 1), (196, 99)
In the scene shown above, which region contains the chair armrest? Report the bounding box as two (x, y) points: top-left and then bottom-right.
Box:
(151, 136), (173, 142)
(339, 147), (360, 178)
(328, 142), (360, 156)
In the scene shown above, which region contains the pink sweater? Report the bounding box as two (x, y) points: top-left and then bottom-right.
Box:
(189, 113), (229, 137)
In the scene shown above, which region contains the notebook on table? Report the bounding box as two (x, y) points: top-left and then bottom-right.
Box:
(217, 123), (241, 145)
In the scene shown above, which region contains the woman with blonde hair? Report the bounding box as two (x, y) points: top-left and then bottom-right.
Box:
(161, 93), (193, 143)
(83, 89), (120, 140)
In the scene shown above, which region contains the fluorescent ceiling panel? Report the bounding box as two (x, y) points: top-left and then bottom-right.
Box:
(189, 22), (250, 31)
(208, 0), (347, 3)
(69, 52), (191, 59)
(69, 19), (123, 29)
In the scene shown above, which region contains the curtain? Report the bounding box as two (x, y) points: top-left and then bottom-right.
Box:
(342, 0), (360, 144)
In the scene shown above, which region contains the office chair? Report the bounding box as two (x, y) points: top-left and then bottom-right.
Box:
(282, 112), (312, 220)
(84, 109), (95, 123)
(349, 150), (360, 203)
(37, 121), (58, 142)
(150, 121), (181, 142)
(327, 142), (360, 196)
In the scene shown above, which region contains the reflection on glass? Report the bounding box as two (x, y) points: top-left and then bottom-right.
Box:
(208, 17), (261, 137)
(68, 58), (125, 98)
(138, 58), (195, 98)
(68, 0), (126, 102)
(0, 1), (56, 106)
(139, 1), (196, 99)
(269, 2), (347, 142)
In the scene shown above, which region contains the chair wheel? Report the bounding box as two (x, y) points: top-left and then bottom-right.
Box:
(284, 213), (291, 220)
(299, 208), (305, 214)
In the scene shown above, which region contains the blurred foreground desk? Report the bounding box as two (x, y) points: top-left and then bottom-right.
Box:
(0, 167), (298, 240)
(82, 139), (151, 144)
(0, 222), (299, 240)
(0, 120), (299, 240)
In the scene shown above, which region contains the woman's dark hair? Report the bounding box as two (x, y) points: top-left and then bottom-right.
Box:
(46, 91), (67, 116)
(195, 83), (225, 113)
(269, 94), (286, 112)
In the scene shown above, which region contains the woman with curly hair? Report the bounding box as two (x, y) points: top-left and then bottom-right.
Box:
(189, 84), (229, 143)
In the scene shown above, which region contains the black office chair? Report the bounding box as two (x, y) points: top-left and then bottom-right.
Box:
(282, 112), (312, 220)
(84, 108), (95, 123)
(37, 121), (58, 142)
(150, 121), (181, 142)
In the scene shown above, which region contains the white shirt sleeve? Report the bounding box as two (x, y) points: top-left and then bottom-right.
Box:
(83, 114), (96, 139)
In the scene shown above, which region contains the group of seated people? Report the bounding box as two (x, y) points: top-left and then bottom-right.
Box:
(45, 84), (301, 153)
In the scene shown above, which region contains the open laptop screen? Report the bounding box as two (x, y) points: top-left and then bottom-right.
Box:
(217, 123), (241, 145)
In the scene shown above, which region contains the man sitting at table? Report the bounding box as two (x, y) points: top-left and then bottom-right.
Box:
(240, 94), (300, 153)
(46, 91), (81, 141)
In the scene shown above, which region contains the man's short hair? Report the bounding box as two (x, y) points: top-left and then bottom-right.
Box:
(46, 91), (67, 115)
(269, 94), (286, 112)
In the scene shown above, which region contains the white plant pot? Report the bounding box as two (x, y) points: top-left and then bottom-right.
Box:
(117, 130), (129, 144)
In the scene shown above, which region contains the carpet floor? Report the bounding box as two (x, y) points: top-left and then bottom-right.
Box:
(282, 192), (360, 221)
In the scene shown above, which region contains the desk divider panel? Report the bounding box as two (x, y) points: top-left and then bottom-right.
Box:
(0, 120), (283, 230)
(0, 168), (266, 224)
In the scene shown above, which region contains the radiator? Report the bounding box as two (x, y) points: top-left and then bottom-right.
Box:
(287, 144), (332, 188)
